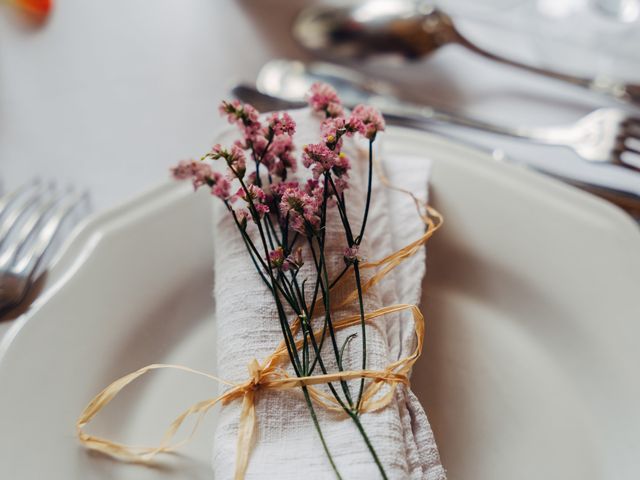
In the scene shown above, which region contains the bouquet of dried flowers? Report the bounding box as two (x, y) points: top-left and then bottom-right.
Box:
(172, 83), (389, 479)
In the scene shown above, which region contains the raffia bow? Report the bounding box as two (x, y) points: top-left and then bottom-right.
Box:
(76, 165), (442, 480)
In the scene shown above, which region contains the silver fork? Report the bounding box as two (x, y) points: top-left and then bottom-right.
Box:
(0, 181), (88, 313)
(374, 101), (640, 171)
(252, 60), (640, 171)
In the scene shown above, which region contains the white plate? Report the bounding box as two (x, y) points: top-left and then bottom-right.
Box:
(0, 128), (639, 480)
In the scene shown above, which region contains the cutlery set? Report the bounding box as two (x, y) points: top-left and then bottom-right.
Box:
(249, 60), (640, 171)
(233, 0), (640, 213)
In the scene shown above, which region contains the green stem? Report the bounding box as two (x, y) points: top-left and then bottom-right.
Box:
(347, 411), (388, 480)
(356, 139), (374, 245)
(302, 386), (343, 480)
(353, 261), (367, 411)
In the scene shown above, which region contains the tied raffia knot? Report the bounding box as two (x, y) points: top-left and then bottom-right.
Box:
(75, 201), (442, 479)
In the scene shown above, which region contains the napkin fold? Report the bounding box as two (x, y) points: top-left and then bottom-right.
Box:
(211, 109), (445, 479)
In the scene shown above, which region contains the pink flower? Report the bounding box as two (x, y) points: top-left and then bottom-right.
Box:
(302, 143), (338, 179)
(171, 159), (197, 180)
(209, 144), (247, 179)
(236, 183), (266, 202)
(345, 116), (366, 136)
(279, 186), (321, 234)
(268, 112), (296, 136)
(284, 247), (304, 271)
(254, 203), (269, 217)
(349, 105), (385, 140)
(236, 184), (270, 218)
(343, 245), (361, 265)
(210, 172), (231, 199)
(307, 82), (344, 118)
(320, 117), (346, 149)
(170, 160), (214, 191)
(271, 181), (301, 197)
(332, 176), (349, 195)
(245, 171), (258, 185)
(234, 207), (251, 230)
(267, 135), (297, 179)
(251, 135), (269, 159)
(236, 208), (250, 220)
(218, 100), (262, 139)
(219, 100), (259, 125)
(332, 151), (350, 178)
(268, 247), (285, 269)
(228, 145), (247, 174)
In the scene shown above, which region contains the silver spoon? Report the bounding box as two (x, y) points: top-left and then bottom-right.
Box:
(293, 0), (640, 105)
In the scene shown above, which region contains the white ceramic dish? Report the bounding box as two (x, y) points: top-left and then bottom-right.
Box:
(0, 127), (639, 480)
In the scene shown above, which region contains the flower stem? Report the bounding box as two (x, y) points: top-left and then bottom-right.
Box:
(346, 410), (388, 480)
(301, 386), (343, 480)
(356, 139), (374, 245)
(353, 260), (367, 412)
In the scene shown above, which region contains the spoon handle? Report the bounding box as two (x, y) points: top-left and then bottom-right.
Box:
(455, 35), (640, 105)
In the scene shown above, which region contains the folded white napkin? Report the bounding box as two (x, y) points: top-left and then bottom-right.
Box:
(212, 109), (445, 480)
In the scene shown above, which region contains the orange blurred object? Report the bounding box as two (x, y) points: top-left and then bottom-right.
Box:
(14, 0), (52, 15)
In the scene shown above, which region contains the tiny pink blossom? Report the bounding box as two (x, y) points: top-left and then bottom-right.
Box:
(350, 104), (385, 140)
(307, 82), (344, 118)
(236, 183), (266, 203)
(245, 171), (258, 185)
(236, 184), (270, 218)
(210, 172), (231, 199)
(284, 247), (304, 271)
(302, 143), (338, 179)
(170, 159), (196, 180)
(345, 116), (366, 136)
(254, 203), (269, 217)
(268, 247), (285, 269)
(228, 145), (247, 173)
(219, 100), (259, 125)
(218, 100), (262, 139)
(332, 176), (349, 195)
(268, 112), (296, 136)
(343, 245), (361, 264)
(332, 152), (351, 178)
(279, 186), (320, 234)
(236, 208), (250, 221)
(170, 160), (214, 191)
(251, 135), (269, 159)
(271, 181), (301, 197)
(209, 144), (247, 178)
(266, 135), (297, 179)
(320, 117), (346, 148)
(234, 207), (251, 229)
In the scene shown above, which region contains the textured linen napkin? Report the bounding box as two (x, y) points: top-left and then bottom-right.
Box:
(212, 109), (445, 480)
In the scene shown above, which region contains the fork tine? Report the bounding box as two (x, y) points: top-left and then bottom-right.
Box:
(618, 150), (640, 171)
(0, 179), (41, 219)
(11, 190), (89, 280)
(0, 191), (65, 271)
(0, 184), (43, 249)
(623, 136), (640, 152)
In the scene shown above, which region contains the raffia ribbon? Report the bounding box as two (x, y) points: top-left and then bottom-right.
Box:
(76, 164), (443, 480)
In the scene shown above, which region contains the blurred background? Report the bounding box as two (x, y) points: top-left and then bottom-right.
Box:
(2, 0), (639, 211)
